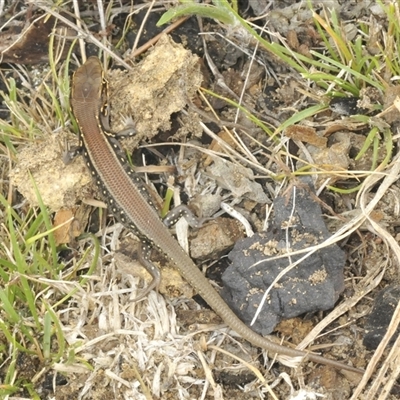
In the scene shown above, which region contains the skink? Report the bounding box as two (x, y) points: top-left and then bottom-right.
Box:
(70, 56), (363, 374)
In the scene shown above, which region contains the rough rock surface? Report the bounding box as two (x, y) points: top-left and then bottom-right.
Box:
(221, 179), (346, 335)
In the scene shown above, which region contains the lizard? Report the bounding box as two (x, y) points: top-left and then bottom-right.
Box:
(69, 56), (364, 375)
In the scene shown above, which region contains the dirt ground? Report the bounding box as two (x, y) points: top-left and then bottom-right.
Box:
(3, 1), (400, 399)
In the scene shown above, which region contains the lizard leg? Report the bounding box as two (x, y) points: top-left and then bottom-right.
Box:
(131, 242), (161, 301)
(163, 204), (206, 228)
(62, 140), (82, 165)
(133, 205), (208, 301)
(100, 113), (136, 139)
(132, 206), (205, 301)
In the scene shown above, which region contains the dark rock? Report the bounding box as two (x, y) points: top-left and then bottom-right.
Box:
(364, 284), (400, 350)
(221, 179), (346, 335)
